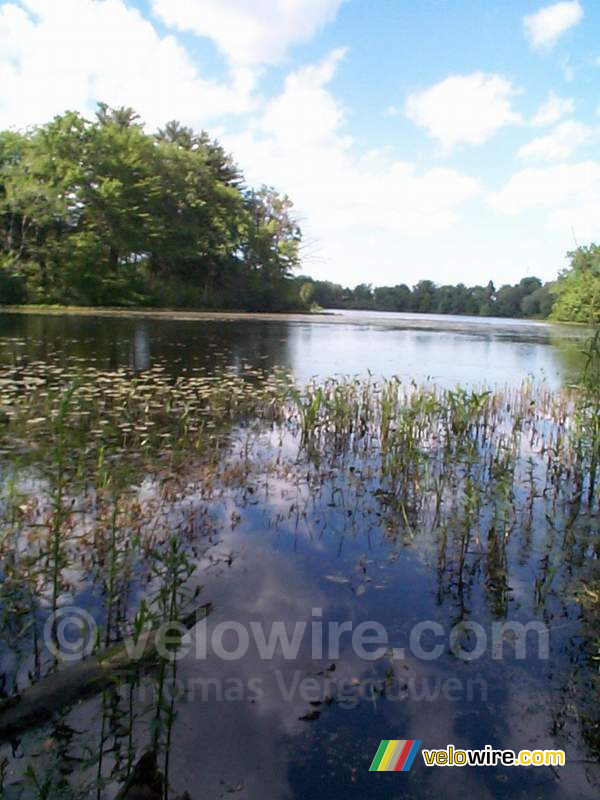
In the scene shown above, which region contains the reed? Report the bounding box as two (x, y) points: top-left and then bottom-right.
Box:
(0, 358), (599, 796)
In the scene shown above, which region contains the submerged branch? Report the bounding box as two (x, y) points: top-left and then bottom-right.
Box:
(0, 604), (211, 742)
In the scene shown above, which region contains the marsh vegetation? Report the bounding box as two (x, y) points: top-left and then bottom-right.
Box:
(0, 320), (598, 797)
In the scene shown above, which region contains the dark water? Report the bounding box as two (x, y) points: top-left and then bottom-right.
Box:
(0, 310), (587, 387)
(147, 421), (598, 800)
(0, 311), (598, 800)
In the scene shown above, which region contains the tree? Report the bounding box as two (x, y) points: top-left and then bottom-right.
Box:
(239, 187), (302, 310)
(373, 284), (411, 311)
(96, 103), (141, 130)
(0, 130), (29, 300)
(352, 284), (374, 307)
(0, 105), (306, 310)
(521, 284), (554, 318)
(472, 281), (495, 316)
(551, 246), (600, 323)
(148, 129), (244, 304)
(412, 280), (437, 313)
(495, 277), (542, 318)
(0, 113), (89, 300)
(156, 120), (195, 150)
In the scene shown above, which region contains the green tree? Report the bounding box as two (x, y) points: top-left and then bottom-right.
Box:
(551, 246), (600, 323)
(521, 283), (554, 318)
(148, 128), (244, 305)
(412, 280), (437, 313)
(351, 283), (374, 308)
(240, 186), (302, 310)
(495, 277), (542, 318)
(308, 280), (345, 308)
(373, 284), (411, 311)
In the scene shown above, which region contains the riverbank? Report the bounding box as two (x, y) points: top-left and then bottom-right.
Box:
(0, 304), (326, 323)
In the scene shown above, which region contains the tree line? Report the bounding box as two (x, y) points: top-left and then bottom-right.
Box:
(300, 276), (555, 318)
(301, 248), (600, 321)
(0, 105), (597, 322)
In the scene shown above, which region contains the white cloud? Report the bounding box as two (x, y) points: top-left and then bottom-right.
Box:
(492, 162), (600, 214)
(224, 50), (480, 285)
(531, 91), (575, 126)
(491, 161), (600, 263)
(549, 203), (600, 241)
(405, 73), (522, 150)
(523, 1), (583, 50)
(151, 0), (347, 67)
(258, 48), (349, 148)
(0, 0), (253, 131)
(518, 120), (592, 160)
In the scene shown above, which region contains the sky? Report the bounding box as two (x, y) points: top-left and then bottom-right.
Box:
(0, 0), (599, 289)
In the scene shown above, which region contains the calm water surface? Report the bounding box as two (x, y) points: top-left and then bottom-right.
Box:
(0, 309), (587, 387)
(0, 311), (597, 800)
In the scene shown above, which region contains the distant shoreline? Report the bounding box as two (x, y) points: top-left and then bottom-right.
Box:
(0, 304), (588, 332)
(0, 305), (330, 322)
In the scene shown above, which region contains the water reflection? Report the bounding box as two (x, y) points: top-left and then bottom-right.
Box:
(7, 453), (594, 799)
(0, 313), (597, 800)
(0, 311), (587, 387)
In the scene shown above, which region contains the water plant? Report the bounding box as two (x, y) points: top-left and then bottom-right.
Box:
(0, 358), (599, 796)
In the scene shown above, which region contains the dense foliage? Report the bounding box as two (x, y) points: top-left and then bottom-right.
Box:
(551, 245), (600, 324)
(301, 275), (555, 318)
(1, 105), (594, 320)
(0, 105), (302, 310)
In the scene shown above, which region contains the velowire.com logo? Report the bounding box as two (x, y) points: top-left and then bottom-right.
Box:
(369, 740), (422, 772)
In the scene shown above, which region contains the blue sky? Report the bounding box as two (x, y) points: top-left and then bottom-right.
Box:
(1, 0), (599, 288)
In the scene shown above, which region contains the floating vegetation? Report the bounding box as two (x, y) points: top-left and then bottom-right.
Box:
(0, 359), (599, 797)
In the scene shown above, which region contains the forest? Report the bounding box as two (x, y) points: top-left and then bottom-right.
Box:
(302, 275), (555, 318)
(0, 105), (597, 322)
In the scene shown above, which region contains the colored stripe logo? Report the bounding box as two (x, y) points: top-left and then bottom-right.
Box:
(369, 739), (422, 772)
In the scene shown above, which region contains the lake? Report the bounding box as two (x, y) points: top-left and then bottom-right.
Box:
(0, 309), (587, 388)
(0, 310), (597, 800)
